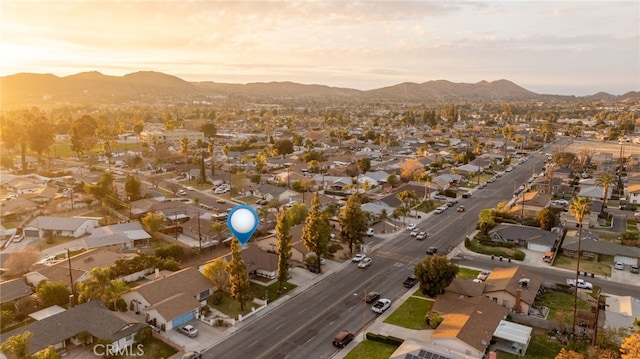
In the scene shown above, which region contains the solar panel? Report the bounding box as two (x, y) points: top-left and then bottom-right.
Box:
(418, 350), (427, 358)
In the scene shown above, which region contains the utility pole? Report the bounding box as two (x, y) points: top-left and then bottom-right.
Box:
(197, 211), (202, 251)
(67, 248), (76, 306)
(363, 289), (367, 341)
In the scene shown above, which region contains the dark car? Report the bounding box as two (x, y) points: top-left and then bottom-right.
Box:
(180, 351), (202, 359)
(332, 330), (354, 348)
(364, 291), (380, 303)
(426, 247), (438, 255)
(403, 275), (418, 288)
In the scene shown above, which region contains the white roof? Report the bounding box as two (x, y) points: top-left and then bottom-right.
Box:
(29, 305), (66, 321)
(493, 320), (532, 345)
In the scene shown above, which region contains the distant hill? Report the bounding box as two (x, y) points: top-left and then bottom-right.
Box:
(1, 71), (638, 107)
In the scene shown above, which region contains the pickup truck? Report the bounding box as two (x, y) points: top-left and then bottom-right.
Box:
(371, 298), (391, 314)
(566, 278), (593, 290)
(403, 275), (418, 288)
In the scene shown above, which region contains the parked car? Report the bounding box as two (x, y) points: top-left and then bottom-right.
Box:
(434, 207), (445, 214)
(358, 257), (372, 268)
(371, 298), (391, 314)
(177, 324), (198, 338)
(434, 194), (447, 200)
(426, 247), (438, 255)
(332, 330), (354, 348)
(476, 271), (491, 281)
(180, 352), (202, 359)
(631, 265), (639, 274)
(352, 253), (367, 263)
(403, 275), (418, 288)
(566, 278), (593, 290)
(177, 189), (187, 196)
(614, 261), (625, 270)
(366, 228), (374, 236)
(364, 291), (380, 303)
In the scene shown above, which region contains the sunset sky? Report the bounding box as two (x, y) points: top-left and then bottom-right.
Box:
(1, 1), (638, 96)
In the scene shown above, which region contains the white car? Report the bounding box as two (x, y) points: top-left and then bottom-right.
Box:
(358, 257), (372, 268)
(352, 253), (367, 263)
(410, 229), (420, 237)
(614, 261), (625, 270)
(476, 271), (491, 281)
(566, 278), (593, 290)
(177, 189), (187, 196)
(366, 228), (374, 236)
(371, 298), (391, 314)
(407, 224), (417, 231)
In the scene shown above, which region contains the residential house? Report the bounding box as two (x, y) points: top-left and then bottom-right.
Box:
(252, 184), (300, 204)
(1, 300), (146, 356)
(562, 236), (640, 266)
(430, 293), (509, 358)
(508, 191), (552, 220)
(481, 266), (543, 314)
(5, 177), (47, 194)
(23, 216), (99, 239)
(604, 296), (640, 331)
(25, 249), (133, 288)
(0, 278), (33, 306)
(489, 223), (559, 253)
(122, 267), (213, 331)
(577, 185), (612, 201)
(82, 222), (152, 250)
(223, 244), (279, 280)
(0, 198), (38, 220)
(625, 183), (640, 204)
(25, 186), (61, 204)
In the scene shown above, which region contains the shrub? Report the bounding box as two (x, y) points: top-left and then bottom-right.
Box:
(211, 291), (224, 305)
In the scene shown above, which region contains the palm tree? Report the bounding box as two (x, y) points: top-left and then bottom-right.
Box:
(569, 196), (592, 336)
(595, 173), (616, 213)
(210, 222), (226, 246)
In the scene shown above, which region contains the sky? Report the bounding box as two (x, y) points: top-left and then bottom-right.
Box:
(1, 1), (639, 96)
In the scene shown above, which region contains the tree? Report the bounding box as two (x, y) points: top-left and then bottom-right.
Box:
(569, 196), (592, 335)
(302, 193), (332, 273)
(275, 209), (292, 293)
(537, 207), (560, 230)
(274, 138), (294, 156)
(414, 254), (458, 297)
(225, 238), (251, 312)
(555, 348), (584, 359)
(400, 158), (424, 182)
(0, 331), (31, 359)
(32, 345), (60, 359)
(357, 158), (371, 174)
(621, 332), (640, 359)
(68, 115), (98, 159)
(203, 258), (230, 292)
(339, 194), (369, 255)
(379, 208), (389, 233)
(396, 190), (419, 222)
(596, 173), (616, 212)
(76, 267), (127, 310)
(27, 115), (55, 162)
(210, 221), (227, 245)
(141, 212), (165, 233)
(180, 137), (190, 163)
(386, 173), (399, 187)
(125, 174), (142, 202)
(37, 281), (70, 307)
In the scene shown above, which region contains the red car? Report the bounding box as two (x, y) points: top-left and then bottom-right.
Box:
(457, 205), (465, 212)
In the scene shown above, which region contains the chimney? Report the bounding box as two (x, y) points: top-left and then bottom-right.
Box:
(154, 268), (160, 280)
(514, 288), (522, 313)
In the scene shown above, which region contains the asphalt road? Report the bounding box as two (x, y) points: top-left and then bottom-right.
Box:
(204, 142), (640, 359)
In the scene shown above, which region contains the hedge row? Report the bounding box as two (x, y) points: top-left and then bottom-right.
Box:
(464, 238), (526, 261)
(365, 332), (405, 346)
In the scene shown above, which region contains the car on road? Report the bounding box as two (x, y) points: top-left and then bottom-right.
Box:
(358, 257), (372, 268)
(177, 324), (198, 338)
(403, 275), (418, 288)
(410, 229), (420, 237)
(407, 224), (417, 231)
(614, 261), (625, 270)
(180, 352), (202, 359)
(256, 198), (269, 205)
(426, 247), (438, 255)
(371, 298), (391, 314)
(332, 330), (354, 348)
(177, 189), (187, 196)
(185, 186), (195, 191)
(476, 271), (491, 281)
(457, 205), (465, 212)
(366, 228), (374, 236)
(416, 232), (428, 240)
(364, 291), (380, 303)
(352, 253), (367, 263)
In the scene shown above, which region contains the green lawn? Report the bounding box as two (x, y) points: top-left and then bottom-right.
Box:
(457, 267), (480, 279)
(343, 340), (399, 359)
(115, 337), (177, 359)
(554, 255), (611, 277)
(208, 281), (297, 319)
(383, 296), (433, 330)
(496, 328), (564, 359)
(536, 291), (590, 326)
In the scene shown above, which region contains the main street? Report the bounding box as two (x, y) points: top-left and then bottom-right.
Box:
(204, 143), (640, 359)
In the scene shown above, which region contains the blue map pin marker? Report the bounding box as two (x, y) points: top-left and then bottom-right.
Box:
(227, 205), (259, 246)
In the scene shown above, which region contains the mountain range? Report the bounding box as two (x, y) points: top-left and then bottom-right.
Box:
(1, 71), (638, 107)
